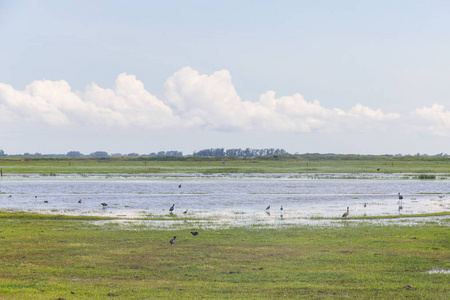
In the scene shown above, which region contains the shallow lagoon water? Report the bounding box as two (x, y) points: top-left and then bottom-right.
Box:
(0, 173), (448, 228)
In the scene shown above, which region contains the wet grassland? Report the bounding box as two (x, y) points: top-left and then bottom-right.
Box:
(0, 212), (448, 299)
(0, 155), (449, 299)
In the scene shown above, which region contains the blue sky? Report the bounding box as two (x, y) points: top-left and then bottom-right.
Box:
(1, 1), (450, 155)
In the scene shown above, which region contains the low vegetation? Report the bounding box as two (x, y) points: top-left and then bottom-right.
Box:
(1, 154), (450, 174)
(0, 213), (448, 299)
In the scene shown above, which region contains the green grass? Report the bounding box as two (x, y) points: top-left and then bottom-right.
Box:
(0, 213), (448, 299)
(2, 155), (450, 174)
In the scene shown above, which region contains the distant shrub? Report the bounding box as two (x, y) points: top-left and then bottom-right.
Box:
(416, 174), (436, 180)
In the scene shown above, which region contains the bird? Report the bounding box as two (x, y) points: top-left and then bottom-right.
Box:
(44, 200), (48, 203)
(280, 205), (283, 211)
(438, 195), (445, 199)
(170, 236), (177, 244)
(101, 203), (108, 207)
(342, 207), (349, 217)
(178, 184), (182, 188)
(398, 193), (403, 200)
(191, 231), (199, 236)
(35, 196), (37, 198)
(364, 203), (367, 208)
(377, 168), (380, 171)
(78, 199), (82, 203)
(169, 204), (175, 212)
(266, 205), (270, 210)
(183, 209), (188, 214)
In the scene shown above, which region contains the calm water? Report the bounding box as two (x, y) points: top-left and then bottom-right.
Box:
(0, 174), (448, 222)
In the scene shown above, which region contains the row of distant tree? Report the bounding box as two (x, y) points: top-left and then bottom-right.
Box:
(0, 148), (449, 158)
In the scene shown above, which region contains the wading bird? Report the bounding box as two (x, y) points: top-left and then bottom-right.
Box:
(280, 205), (283, 211)
(170, 236), (177, 244)
(266, 205), (270, 210)
(101, 203), (108, 207)
(78, 199), (82, 203)
(178, 184), (182, 188)
(342, 207), (349, 217)
(398, 193), (403, 200)
(169, 204), (175, 212)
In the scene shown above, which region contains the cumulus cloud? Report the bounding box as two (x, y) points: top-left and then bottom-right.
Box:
(411, 104), (450, 136)
(0, 67), (407, 134)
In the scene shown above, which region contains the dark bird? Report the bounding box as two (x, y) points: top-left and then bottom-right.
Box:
(398, 193), (403, 200)
(377, 168), (380, 171)
(101, 202), (108, 207)
(364, 203), (367, 208)
(35, 196), (37, 198)
(78, 199), (82, 203)
(438, 195), (445, 199)
(342, 207), (349, 217)
(280, 205), (283, 211)
(191, 231), (199, 236)
(178, 184), (182, 188)
(266, 205), (270, 210)
(183, 209), (188, 214)
(169, 204), (175, 212)
(170, 236), (177, 244)
(44, 200), (48, 203)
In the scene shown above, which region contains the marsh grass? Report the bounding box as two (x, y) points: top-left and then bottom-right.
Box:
(0, 213), (448, 299)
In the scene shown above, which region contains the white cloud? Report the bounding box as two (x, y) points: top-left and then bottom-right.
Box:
(0, 67), (414, 136)
(411, 104), (450, 135)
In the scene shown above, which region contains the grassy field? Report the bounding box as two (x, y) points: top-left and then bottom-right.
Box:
(1, 155), (450, 174)
(0, 213), (448, 299)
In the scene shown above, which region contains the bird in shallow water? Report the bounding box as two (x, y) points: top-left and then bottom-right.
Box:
(169, 204), (175, 212)
(170, 236), (177, 244)
(398, 193), (403, 200)
(266, 205), (270, 210)
(178, 184), (182, 188)
(183, 209), (188, 214)
(342, 207), (349, 217)
(280, 205), (283, 211)
(44, 200), (48, 203)
(78, 199), (82, 203)
(101, 203), (108, 207)
(364, 203), (367, 208)
(191, 231), (199, 236)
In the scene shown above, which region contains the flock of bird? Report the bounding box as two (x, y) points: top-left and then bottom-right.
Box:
(12, 186), (443, 244)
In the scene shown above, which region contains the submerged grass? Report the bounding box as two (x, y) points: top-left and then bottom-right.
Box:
(0, 213), (448, 299)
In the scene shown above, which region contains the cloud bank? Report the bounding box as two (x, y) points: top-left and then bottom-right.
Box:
(0, 67), (448, 136)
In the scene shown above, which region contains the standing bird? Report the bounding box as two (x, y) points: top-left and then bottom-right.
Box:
(170, 236), (177, 244)
(266, 205), (271, 210)
(183, 209), (188, 214)
(364, 203), (367, 208)
(169, 204), (175, 212)
(280, 205), (283, 211)
(78, 199), (82, 203)
(398, 193), (403, 200)
(178, 184), (182, 188)
(191, 231), (199, 236)
(101, 202), (108, 208)
(342, 207), (349, 217)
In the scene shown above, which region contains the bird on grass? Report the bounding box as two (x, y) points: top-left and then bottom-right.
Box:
(266, 205), (270, 210)
(170, 236), (177, 244)
(169, 204), (175, 212)
(398, 193), (403, 200)
(101, 203), (108, 208)
(191, 231), (199, 236)
(342, 207), (349, 217)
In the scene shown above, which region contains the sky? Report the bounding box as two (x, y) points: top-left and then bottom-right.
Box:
(1, 0), (450, 155)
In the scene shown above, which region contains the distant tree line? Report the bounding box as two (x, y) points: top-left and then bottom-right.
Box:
(192, 148), (288, 157)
